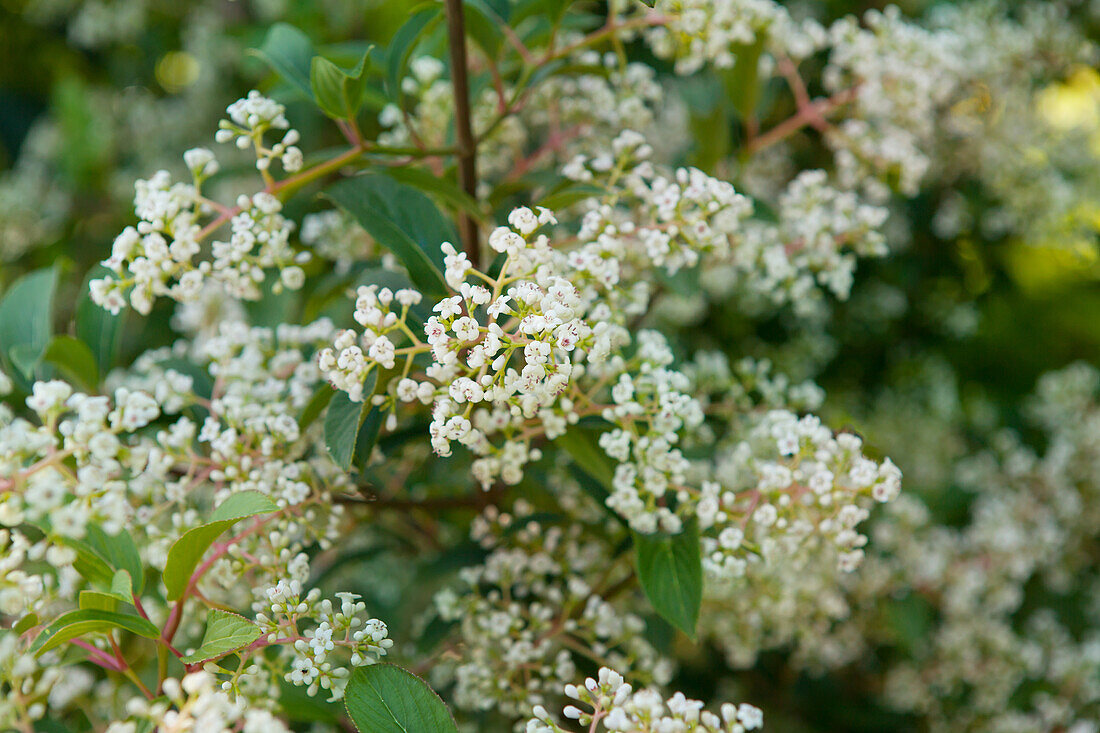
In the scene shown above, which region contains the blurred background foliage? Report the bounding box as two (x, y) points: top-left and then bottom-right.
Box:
(3, 1), (1100, 730)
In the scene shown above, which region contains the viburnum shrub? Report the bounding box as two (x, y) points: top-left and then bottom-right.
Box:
(1, 1), (1099, 731)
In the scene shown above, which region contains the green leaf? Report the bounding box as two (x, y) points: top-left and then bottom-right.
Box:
(384, 167), (486, 224)
(76, 265), (123, 374)
(633, 519), (703, 638)
(311, 48), (372, 120)
(43, 335), (98, 393)
(538, 182), (607, 211)
(0, 266), (57, 385)
(79, 570), (134, 612)
(251, 23), (316, 100)
(84, 525), (145, 595)
(181, 609), (263, 664)
(344, 664), (459, 733)
(324, 370), (377, 471)
(324, 174), (452, 297)
(30, 609), (159, 657)
(299, 385), (336, 432)
(723, 35), (767, 123)
(555, 427), (616, 490)
(385, 8), (442, 102)
(55, 536), (115, 589)
(464, 0), (504, 58)
(163, 491), (279, 601)
(354, 406), (385, 471)
(13, 613), (38, 635)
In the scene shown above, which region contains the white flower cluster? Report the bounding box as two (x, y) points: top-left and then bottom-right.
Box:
(106, 671), (291, 733)
(839, 363), (1100, 731)
(321, 207), (624, 489)
(642, 0), (826, 74)
(252, 579), (392, 701)
(90, 91), (310, 315)
(527, 666), (763, 733)
(823, 7), (964, 198)
(215, 89), (304, 174)
(0, 632), (93, 730)
(433, 503), (670, 719)
(716, 170), (889, 313)
(300, 209), (373, 271)
(709, 410), (900, 576)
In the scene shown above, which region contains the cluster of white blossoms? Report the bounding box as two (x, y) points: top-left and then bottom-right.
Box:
(433, 503), (670, 719)
(831, 363), (1100, 732)
(251, 580), (392, 700)
(712, 169), (888, 314)
(527, 666), (763, 733)
(641, 0), (827, 73)
(89, 91), (310, 314)
(822, 7), (963, 199)
(299, 209), (373, 271)
(0, 314), (398, 730)
(105, 671), (291, 733)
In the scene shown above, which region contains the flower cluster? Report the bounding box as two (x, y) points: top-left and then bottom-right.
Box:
(433, 503), (670, 719)
(106, 671), (291, 733)
(90, 91), (310, 314)
(526, 666), (763, 733)
(251, 580), (392, 700)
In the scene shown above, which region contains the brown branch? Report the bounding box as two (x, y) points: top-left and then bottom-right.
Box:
(746, 86), (861, 155)
(444, 0), (481, 267)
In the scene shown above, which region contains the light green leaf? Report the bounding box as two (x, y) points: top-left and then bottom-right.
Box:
(311, 48), (372, 120)
(181, 609), (263, 664)
(251, 23), (316, 100)
(344, 664), (459, 733)
(163, 491), (279, 601)
(13, 613), (38, 635)
(0, 267), (57, 386)
(31, 609), (159, 657)
(324, 174), (452, 297)
(43, 335), (98, 391)
(79, 570), (134, 612)
(633, 519), (703, 638)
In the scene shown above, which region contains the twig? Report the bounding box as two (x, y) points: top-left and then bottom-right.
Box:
(444, 0), (481, 266)
(746, 86), (860, 154)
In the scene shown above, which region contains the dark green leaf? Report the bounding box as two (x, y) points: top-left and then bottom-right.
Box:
(0, 267), (57, 385)
(311, 49), (372, 120)
(324, 368), (378, 472)
(386, 8), (442, 102)
(251, 23), (316, 100)
(76, 265), (122, 374)
(84, 525), (144, 594)
(299, 385), (336, 433)
(344, 664), (459, 733)
(384, 167), (486, 224)
(634, 519), (703, 638)
(324, 174), (452, 297)
(42, 336), (98, 393)
(464, 0), (504, 58)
